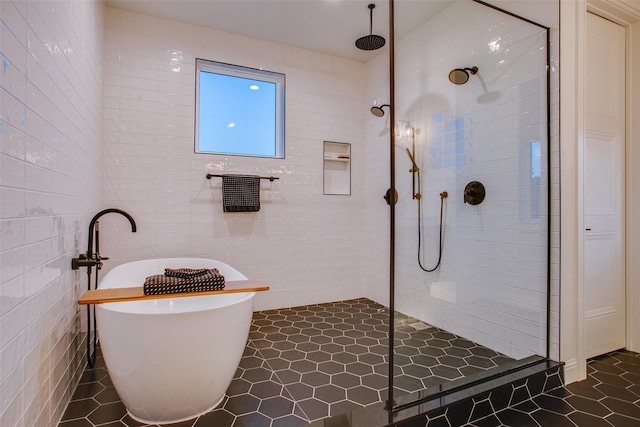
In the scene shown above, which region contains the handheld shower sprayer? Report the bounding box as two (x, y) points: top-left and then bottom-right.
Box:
(405, 148), (419, 172)
(369, 104), (448, 272)
(405, 125), (447, 272)
(396, 123), (423, 200)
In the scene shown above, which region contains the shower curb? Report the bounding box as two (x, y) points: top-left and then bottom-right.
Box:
(308, 359), (563, 427)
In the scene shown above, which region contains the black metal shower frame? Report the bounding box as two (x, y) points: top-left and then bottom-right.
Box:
(385, 0), (552, 414)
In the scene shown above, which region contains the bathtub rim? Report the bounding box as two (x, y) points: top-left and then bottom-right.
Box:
(96, 257), (254, 315)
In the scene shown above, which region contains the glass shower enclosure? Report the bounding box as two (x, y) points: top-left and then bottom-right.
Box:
(385, 0), (552, 412)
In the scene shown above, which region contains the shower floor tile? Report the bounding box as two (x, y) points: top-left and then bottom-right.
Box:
(58, 298), (511, 427)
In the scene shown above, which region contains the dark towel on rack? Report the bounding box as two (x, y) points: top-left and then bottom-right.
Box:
(143, 268), (225, 295)
(222, 175), (260, 212)
(164, 268), (208, 279)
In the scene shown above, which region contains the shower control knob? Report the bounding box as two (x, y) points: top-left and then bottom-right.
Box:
(383, 188), (398, 206)
(71, 254), (100, 270)
(464, 181), (485, 205)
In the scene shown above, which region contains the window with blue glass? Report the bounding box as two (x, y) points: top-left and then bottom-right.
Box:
(196, 59), (285, 158)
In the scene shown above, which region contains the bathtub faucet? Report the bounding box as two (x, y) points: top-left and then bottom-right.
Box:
(71, 208), (137, 271)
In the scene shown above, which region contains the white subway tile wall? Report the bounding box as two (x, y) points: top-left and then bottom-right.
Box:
(100, 8), (368, 311)
(363, 51), (392, 309)
(0, 0), (104, 426)
(0, 1), (561, 425)
(362, 1), (559, 360)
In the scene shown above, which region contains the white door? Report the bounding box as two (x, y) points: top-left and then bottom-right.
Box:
(584, 12), (626, 359)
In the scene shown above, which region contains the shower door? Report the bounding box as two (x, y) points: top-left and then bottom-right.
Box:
(388, 0), (553, 410)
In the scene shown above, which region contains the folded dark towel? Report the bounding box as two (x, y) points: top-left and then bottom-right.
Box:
(143, 268), (225, 295)
(164, 268), (208, 279)
(222, 175), (260, 212)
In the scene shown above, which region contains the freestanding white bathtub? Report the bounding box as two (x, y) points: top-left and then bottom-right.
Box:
(95, 258), (255, 424)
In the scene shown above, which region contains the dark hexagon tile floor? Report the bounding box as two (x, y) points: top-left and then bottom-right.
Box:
(58, 299), (640, 427)
(461, 350), (640, 427)
(59, 298), (510, 427)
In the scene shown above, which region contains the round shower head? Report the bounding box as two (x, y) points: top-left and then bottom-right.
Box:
(356, 34), (386, 51)
(356, 4), (386, 51)
(370, 104), (390, 117)
(448, 66), (478, 85)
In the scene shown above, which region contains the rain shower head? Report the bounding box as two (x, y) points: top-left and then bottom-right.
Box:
(370, 104), (390, 117)
(356, 34), (386, 51)
(355, 4), (386, 51)
(448, 66), (478, 85)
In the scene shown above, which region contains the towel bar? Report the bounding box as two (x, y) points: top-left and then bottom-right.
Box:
(206, 173), (279, 182)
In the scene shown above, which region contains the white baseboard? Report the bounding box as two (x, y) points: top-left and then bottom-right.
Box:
(562, 358), (580, 384)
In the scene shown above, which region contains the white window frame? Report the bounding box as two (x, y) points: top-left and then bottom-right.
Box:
(195, 58), (285, 158)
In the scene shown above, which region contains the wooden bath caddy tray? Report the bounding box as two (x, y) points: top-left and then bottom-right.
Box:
(77, 280), (269, 305)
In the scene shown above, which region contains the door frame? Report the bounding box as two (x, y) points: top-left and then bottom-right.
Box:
(560, 0), (640, 384)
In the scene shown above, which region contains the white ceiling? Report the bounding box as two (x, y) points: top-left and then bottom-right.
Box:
(104, 0), (452, 63)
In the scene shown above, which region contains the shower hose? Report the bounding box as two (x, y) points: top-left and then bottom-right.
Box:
(416, 176), (447, 272)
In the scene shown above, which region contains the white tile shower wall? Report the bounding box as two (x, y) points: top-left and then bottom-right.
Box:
(0, 0), (104, 426)
(365, 0), (559, 360)
(363, 51), (392, 308)
(101, 8), (367, 310)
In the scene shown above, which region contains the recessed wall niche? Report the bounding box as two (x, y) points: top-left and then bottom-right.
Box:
(323, 141), (351, 195)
